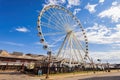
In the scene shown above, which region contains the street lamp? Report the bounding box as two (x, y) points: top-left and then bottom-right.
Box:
(97, 59), (101, 62)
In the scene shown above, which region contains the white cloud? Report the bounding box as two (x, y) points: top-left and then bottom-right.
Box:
(86, 23), (120, 63)
(36, 10), (40, 13)
(15, 27), (30, 32)
(85, 3), (97, 13)
(90, 51), (120, 64)
(98, 3), (120, 22)
(43, 0), (81, 17)
(99, 0), (104, 3)
(111, 43), (120, 49)
(35, 42), (42, 45)
(44, 0), (80, 8)
(116, 24), (120, 28)
(112, 1), (118, 6)
(35, 42), (56, 47)
(48, 0), (64, 4)
(86, 23), (120, 45)
(44, 0), (66, 7)
(73, 8), (81, 15)
(1, 41), (24, 46)
(67, 0), (80, 8)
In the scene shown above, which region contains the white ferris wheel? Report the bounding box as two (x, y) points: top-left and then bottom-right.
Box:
(37, 5), (91, 67)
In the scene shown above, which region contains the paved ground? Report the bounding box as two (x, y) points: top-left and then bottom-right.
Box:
(0, 71), (120, 80)
(57, 72), (120, 80)
(0, 71), (41, 80)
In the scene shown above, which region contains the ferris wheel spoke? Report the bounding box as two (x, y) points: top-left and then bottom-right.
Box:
(72, 39), (84, 62)
(51, 9), (66, 26)
(72, 34), (85, 60)
(71, 40), (80, 62)
(71, 34), (84, 62)
(73, 39), (84, 62)
(41, 22), (60, 31)
(64, 14), (71, 26)
(65, 14), (70, 24)
(43, 32), (65, 36)
(65, 14), (69, 24)
(74, 38), (86, 55)
(60, 13), (67, 24)
(66, 18), (76, 31)
(66, 14), (72, 24)
(52, 9), (62, 24)
(42, 14), (63, 30)
(46, 8), (55, 17)
(43, 10), (64, 31)
(67, 13), (74, 24)
(52, 9), (73, 31)
(48, 19), (64, 31)
(49, 15), (65, 30)
(52, 8), (69, 27)
(58, 14), (68, 26)
(41, 21), (63, 31)
(72, 32), (86, 53)
(42, 13), (51, 20)
(47, 14), (66, 31)
(66, 14), (72, 25)
(41, 15), (63, 31)
(48, 8), (64, 27)
(72, 22), (79, 31)
(59, 13), (68, 26)
(51, 35), (65, 46)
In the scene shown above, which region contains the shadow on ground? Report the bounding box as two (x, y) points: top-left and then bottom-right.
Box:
(78, 76), (120, 80)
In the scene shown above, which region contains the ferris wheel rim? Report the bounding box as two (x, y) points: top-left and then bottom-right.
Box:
(37, 5), (89, 63)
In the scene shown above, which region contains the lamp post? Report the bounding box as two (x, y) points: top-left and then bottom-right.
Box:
(97, 59), (102, 71)
(107, 62), (110, 72)
(90, 57), (95, 73)
(46, 51), (52, 79)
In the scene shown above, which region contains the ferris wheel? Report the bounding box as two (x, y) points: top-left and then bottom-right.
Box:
(37, 5), (90, 67)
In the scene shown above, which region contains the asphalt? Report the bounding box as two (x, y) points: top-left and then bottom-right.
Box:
(57, 71), (120, 80)
(0, 70), (120, 80)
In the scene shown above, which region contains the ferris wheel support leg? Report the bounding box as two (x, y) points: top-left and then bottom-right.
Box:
(69, 36), (72, 68)
(57, 32), (70, 57)
(72, 33), (84, 62)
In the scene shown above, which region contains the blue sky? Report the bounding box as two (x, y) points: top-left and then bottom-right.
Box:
(0, 0), (120, 63)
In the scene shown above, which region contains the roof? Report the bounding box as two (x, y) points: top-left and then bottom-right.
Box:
(0, 50), (45, 60)
(12, 52), (23, 56)
(0, 50), (2, 53)
(0, 50), (10, 56)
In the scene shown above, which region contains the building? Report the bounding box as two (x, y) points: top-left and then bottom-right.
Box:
(0, 50), (44, 70)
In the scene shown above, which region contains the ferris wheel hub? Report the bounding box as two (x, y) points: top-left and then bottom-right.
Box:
(64, 24), (72, 33)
